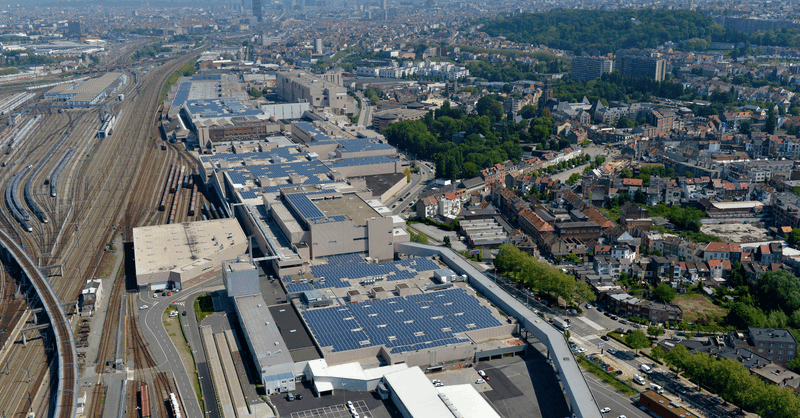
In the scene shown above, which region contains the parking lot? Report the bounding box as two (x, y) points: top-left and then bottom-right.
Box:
(290, 400), (372, 418)
(275, 381), (394, 418)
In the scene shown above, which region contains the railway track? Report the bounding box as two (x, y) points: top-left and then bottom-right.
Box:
(0, 50), (201, 417)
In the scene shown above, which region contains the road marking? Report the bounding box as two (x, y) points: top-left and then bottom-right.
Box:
(570, 334), (594, 349)
(576, 316), (606, 331)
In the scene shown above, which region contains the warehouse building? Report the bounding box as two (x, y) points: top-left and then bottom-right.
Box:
(233, 294), (296, 393)
(383, 367), (502, 418)
(223, 257), (297, 393)
(45, 72), (126, 105)
(133, 218), (248, 290)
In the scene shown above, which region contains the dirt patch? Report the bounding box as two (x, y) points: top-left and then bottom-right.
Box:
(700, 223), (771, 243)
(96, 252), (117, 278)
(674, 294), (727, 323)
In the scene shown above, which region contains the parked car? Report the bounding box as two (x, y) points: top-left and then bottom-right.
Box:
(182, 311), (187, 316)
(475, 378), (486, 384)
(600, 407), (611, 413)
(286, 393), (295, 401)
(601, 335), (610, 341)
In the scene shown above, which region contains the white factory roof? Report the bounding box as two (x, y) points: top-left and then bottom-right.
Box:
(307, 358), (408, 393)
(436, 385), (502, 418)
(383, 367), (458, 418)
(710, 201), (763, 210)
(133, 218), (246, 277)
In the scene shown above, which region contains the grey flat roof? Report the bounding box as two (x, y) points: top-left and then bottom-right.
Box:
(234, 295), (294, 368)
(396, 242), (603, 418)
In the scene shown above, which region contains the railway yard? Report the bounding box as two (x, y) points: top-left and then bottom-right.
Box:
(0, 48), (208, 418)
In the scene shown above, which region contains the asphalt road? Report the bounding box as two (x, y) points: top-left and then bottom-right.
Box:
(138, 280), (223, 418)
(389, 160), (434, 216)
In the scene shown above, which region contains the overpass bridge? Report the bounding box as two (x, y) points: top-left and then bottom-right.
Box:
(0, 228), (77, 418)
(396, 242), (603, 418)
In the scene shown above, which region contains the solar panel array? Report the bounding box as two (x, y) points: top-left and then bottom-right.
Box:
(286, 282), (314, 293)
(281, 255), (443, 291)
(302, 288), (502, 353)
(327, 156), (397, 167)
(227, 171), (251, 186)
(335, 139), (395, 154)
(285, 192), (326, 221)
(239, 190), (259, 200)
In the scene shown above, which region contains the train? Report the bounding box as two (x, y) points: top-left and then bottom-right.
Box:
(5, 173), (32, 232)
(188, 185), (197, 216)
(48, 149), (75, 198)
(138, 384), (151, 418)
(159, 163), (176, 211)
(168, 393), (182, 418)
(24, 172), (48, 223)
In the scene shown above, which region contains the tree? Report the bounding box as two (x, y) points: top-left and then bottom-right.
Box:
(615, 115), (635, 129)
(653, 283), (677, 303)
(752, 270), (800, 313)
(624, 330), (651, 353)
(651, 345), (666, 362)
(665, 344), (690, 372)
(565, 253), (582, 264)
(765, 107), (777, 134)
(520, 104), (536, 119)
(727, 302), (766, 328)
(647, 325), (665, 337)
(566, 173), (581, 185)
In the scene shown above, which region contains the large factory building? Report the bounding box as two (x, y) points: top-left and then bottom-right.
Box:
(133, 218), (247, 290)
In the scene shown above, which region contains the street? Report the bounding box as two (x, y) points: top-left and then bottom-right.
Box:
(138, 280), (224, 418)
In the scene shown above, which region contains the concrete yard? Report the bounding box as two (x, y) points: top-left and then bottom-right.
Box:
(700, 222), (771, 243)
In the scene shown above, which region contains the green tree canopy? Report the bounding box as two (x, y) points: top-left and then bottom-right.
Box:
(653, 283), (677, 304)
(624, 329), (651, 352)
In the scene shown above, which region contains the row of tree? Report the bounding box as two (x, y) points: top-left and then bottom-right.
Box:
(494, 244), (595, 306)
(660, 345), (800, 417)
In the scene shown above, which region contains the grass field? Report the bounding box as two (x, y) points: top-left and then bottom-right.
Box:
(674, 293), (727, 323)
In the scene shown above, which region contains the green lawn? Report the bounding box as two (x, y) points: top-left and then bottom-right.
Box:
(194, 294), (214, 321)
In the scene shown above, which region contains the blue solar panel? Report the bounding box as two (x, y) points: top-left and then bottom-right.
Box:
(327, 156), (397, 168)
(239, 190), (259, 199)
(285, 193), (325, 221)
(301, 288), (502, 353)
(286, 282), (314, 293)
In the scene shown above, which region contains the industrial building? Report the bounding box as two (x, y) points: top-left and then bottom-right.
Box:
(304, 358), (408, 395)
(276, 70), (357, 115)
(133, 218), (248, 290)
(165, 74), (310, 148)
(384, 367), (502, 418)
(224, 256), (297, 393)
(44, 72), (126, 106)
(200, 142), (409, 277)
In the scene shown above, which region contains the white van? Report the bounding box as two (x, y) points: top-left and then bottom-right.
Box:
(649, 383), (664, 394)
(633, 374), (645, 385)
(640, 364), (652, 374)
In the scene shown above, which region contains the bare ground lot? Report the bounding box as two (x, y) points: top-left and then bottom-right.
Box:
(700, 223), (771, 243)
(674, 294), (727, 323)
